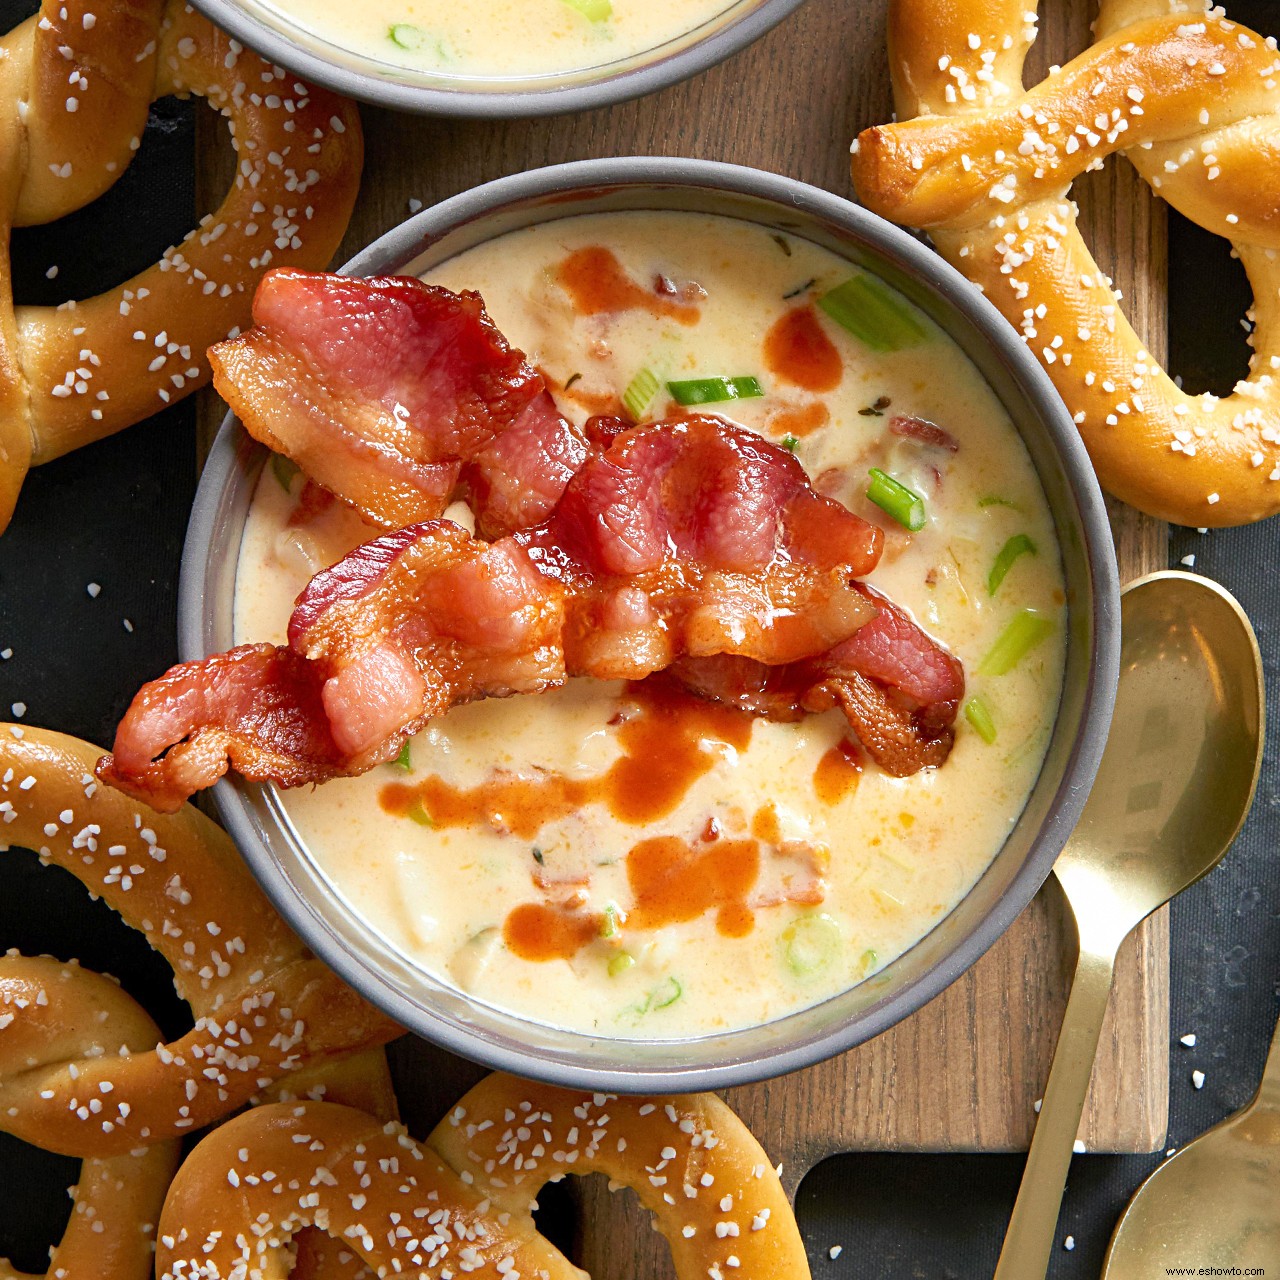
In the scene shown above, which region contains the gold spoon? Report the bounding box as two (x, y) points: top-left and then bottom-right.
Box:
(1102, 1013), (1280, 1275)
(993, 569), (1265, 1280)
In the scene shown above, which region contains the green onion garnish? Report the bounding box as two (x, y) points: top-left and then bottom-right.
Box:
(600, 903), (622, 939)
(978, 495), (1021, 510)
(608, 951), (635, 977)
(866, 468), (927, 532)
(979, 609), (1055, 676)
(859, 948), (879, 976)
(988, 533), (1038, 595)
(964, 695), (998, 744)
(388, 22), (428, 49)
(781, 434), (799, 452)
(622, 367), (659, 421)
(560, 0), (612, 19)
(782, 914), (841, 977)
(666, 375), (764, 407)
(818, 273), (929, 352)
(391, 740), (412, 772)
(271, 453), (299, 493)
(650, 976), (683, 1008)
(406, 799), (434, 827)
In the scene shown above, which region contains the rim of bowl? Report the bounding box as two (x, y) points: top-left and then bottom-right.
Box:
(184, 0), (811, 117)
(181, 157), (1121, 1091)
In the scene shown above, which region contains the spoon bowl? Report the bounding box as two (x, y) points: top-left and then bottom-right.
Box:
(994, 570), (1265, 1280)
(1102, 1017), (1280, 1276)
(1056, 569), (1265, 949)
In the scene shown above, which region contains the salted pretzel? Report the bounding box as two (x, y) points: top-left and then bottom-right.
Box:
(0, 723), (400, 1158)
(0, 958), (394, 1280)
(851, 0), (1280, 527)
(0, 954), (180, 1280)
(0, 0), (362, 533)
(156, 1072), (811, 1279)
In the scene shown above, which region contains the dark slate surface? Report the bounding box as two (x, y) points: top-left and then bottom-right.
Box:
(0, 0), (1277, 1273)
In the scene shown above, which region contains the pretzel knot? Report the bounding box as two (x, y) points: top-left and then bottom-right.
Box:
(851, 0), (1280, 527)
(0, 955), (180, 1280)
(0, 724), (400, 1159)
(156, 1073), (812, 1280)
(0, 0), (362, 533)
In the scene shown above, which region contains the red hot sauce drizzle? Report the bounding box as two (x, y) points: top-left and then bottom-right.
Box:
(764, 304), (843, 393)
(813, 739), (864, 806)
(555, 246), (702, 325)
(379, 675), (754, 836)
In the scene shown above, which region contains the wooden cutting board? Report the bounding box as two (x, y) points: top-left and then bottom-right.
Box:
(196, 0), (1169, 1271)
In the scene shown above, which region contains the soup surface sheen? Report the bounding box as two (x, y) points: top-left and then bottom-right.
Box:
(235, 211), (1067, 1039)
(238, 0), (737, 80)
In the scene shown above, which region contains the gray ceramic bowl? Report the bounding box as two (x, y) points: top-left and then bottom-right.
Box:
(187, 0), (809, 116)
(181, 157), (1120, 1092)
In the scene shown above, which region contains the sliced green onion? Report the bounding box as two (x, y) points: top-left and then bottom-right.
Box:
(964, 695), (998, 744)
(782, 914), (841, 977)
(560, 0), (612, 19)
(859, 948), (879, 976)
(666, 375), (764, 407)
(622, 367), (660, 421)
(780, 434), (799, 452)
(271, 453), (299, 493)
(818, 273), (929, 352)
(988, 533), (1038, 596)
(978, 494), (1020, 510)
(979, 609), (1055, 676)
(389, 22), (428, 49)
(649, 976), (683, 1009)
(866, 468), (926, 532)
(406, 799), (434, 827)
(608, 951), (635, 977)
(600, 903), (622, 939)
(390, 740), (412, 772)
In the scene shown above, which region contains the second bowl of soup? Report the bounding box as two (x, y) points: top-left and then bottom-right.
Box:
(189, 0), (810, 115)
(183, 158), (1119, 1090)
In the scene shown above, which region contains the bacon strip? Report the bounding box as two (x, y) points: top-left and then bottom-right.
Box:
(671, 586), (965, 777)
(99, 420), (890, 810)
(516, 416), (883, 679)
(209, 269), (587, 538)
(99, 522), (567, 809)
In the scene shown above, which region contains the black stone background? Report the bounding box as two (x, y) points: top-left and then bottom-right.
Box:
(0, 0), (1276, 1272)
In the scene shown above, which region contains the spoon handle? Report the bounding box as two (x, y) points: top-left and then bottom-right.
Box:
(993, 943), (1119, 1279)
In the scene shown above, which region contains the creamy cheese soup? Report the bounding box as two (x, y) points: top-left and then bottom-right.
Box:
(235, 211), (1068, 1039)
(239, 0), (736, 80)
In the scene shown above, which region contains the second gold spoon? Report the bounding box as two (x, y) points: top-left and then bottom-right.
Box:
(993, 569), (1265, 1279)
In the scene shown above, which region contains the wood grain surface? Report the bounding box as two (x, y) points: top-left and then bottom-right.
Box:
(196, 0), (1169, 1273)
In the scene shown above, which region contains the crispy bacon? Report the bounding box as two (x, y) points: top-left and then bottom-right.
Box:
(99, 419), (890, 810)
(516, 416), (883, 678)
(99, 523), (566, 809)
(209, 270), (587, 538)
(671, 586), (965, 777)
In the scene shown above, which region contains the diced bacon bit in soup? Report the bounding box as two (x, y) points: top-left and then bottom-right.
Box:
(889, 414), (959, 453)
(97, 418), (920, 810)
(208, 269), (588, 539)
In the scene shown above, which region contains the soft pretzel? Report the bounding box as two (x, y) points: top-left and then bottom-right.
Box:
(0, 723), (400, 1157)
(0, 0), (362, 532)
(156, 1074), (811, 1279)
(0, 965), (393, 1280)
(851, 0), (1280, 527)
(0, 954), (180, 1280)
